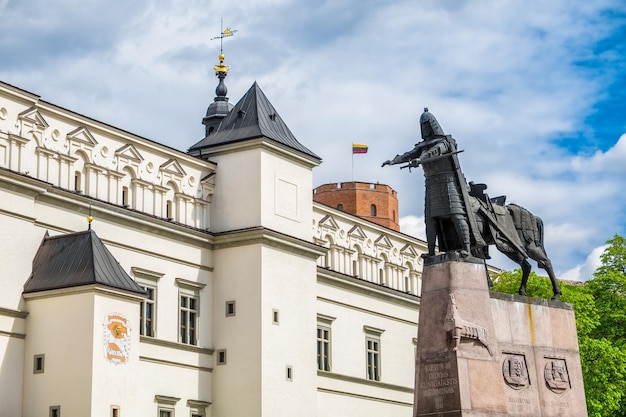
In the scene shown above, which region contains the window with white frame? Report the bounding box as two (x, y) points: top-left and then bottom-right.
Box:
(176, 278), (205, 346)
(187, 400), (210, 417)
(49, 406), (61, 417)
(33, 354), (45, 373)
(180, 293), (198, 345)
(364, 326), (385, 381)
(317, 314), (335, 372)
(155, 395), (179, 417)
(225, 300), (236, 317)
(132, 267), (163, 338)
(140, 284), (156, 337)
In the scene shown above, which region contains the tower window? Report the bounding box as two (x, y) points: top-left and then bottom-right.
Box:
(217, 349), (227, 365)
(225, 301), (236, 317)
(370, 204), (377, 217)
(337, 204), (343, 211)
(122, 186), (129, 207)
(34, 354), (45, 373)
(74, 171), (81, 192)
(166, 200), (173, 219)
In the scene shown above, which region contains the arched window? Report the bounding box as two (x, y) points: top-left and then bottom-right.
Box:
(370, 204), (377, 217)
(337, 204), (343, 211)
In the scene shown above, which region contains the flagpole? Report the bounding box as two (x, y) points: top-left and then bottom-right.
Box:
(351, 143), (354, 181)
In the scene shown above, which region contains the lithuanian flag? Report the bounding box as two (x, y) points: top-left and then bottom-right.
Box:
(352, 143), (368, 154)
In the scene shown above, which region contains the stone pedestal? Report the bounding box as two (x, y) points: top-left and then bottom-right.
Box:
(414, 256), (588, 417)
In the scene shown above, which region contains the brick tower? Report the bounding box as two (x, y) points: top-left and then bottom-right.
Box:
(313, 181), (400, 231)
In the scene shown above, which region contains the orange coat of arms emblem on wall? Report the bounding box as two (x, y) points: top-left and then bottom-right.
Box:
(103, 314), (131, 364)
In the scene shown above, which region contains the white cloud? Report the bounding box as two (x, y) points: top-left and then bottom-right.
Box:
(572, 133), (626, 174)
(560, 245), (607, 282)
(399, 215), (426, 241)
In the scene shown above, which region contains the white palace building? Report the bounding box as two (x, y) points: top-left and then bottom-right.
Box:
(0, 54), (436, 417)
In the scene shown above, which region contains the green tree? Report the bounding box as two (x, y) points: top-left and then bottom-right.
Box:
(491, 236), (626, 417)
(587, 235), (626, 343)
(585, 235), (626, 416)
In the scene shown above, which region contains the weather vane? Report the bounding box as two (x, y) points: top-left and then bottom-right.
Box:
(211, 19), (238, 54)
(210, 19), (237, 76)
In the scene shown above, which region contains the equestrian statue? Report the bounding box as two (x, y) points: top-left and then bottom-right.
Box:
(382, 108), (561, 300)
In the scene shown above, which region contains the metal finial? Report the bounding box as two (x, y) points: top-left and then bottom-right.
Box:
(87, 204), (93, 230)
(210, 19), (237, 76)
(424, 107), (429, 112)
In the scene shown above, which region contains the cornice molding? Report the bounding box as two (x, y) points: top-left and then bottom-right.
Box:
(317, 370), (414, 395)
(140, 336), (214, 355)
(0, 306), (29, 319)
(213, 226), (327, 260)
(197, 137), (320, 169)
(22, 283), (146, 302)
(317, 267), (420, 311)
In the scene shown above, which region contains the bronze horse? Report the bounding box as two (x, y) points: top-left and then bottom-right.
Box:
(468, 183), (561, 300)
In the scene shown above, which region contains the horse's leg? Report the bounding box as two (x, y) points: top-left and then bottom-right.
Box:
(530, 216), (561, 300)
(527, 247), (561, 300)
(503, 251), (531, 296)
(450, 214), (471, 257)
(536, 257), (561, 300)
(518, 259), (532, 296)
(483, 259), (493, 288)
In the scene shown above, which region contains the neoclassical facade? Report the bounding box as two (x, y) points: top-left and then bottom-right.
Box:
(0, 67), (433, 417)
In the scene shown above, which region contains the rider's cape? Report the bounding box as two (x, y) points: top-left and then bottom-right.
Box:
(446, 146), (487, 249)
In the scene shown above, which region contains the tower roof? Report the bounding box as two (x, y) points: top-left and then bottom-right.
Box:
(23, 230), (146, 295)
(190, 82), (320, 161)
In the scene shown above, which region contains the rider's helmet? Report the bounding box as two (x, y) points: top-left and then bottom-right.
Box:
(420, 107), (445, 140)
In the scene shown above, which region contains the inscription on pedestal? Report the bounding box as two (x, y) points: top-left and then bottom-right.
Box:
(508, 397), (532, 414)
(417, 359), (461, 414)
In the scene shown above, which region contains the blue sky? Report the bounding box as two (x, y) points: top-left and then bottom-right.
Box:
(1, 0), (625, 280)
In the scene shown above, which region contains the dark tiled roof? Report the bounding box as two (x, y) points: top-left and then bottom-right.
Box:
(189, 82), (320, 161)
(23, 229), (146, 295)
